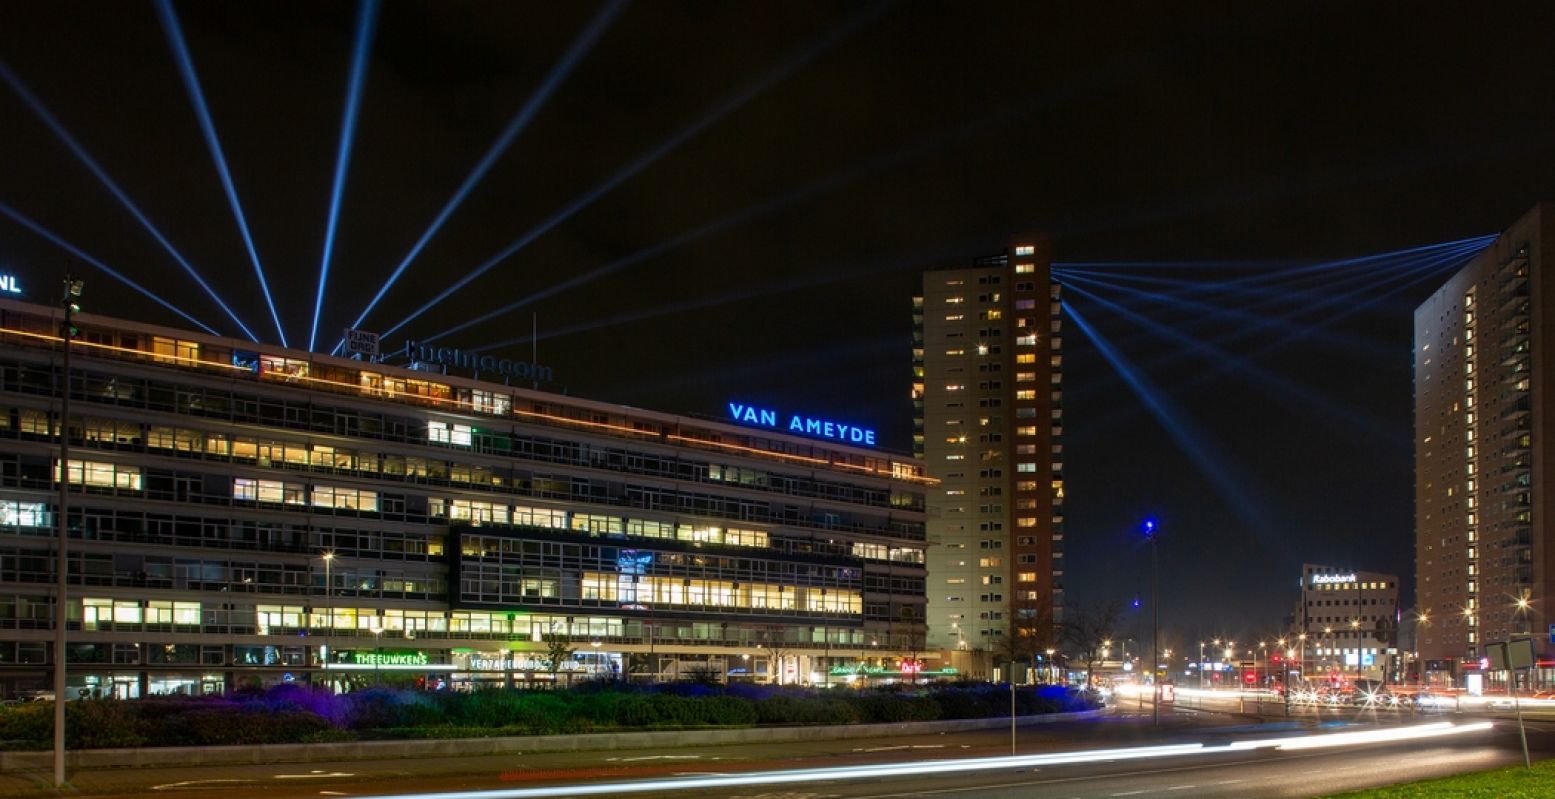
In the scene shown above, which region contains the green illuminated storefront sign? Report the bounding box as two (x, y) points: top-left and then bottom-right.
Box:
(349, 651), (429, 667)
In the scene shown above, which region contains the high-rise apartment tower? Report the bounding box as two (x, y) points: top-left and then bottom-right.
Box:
(1415, 202), (1554, 675)
(913, 238), (1063, 676)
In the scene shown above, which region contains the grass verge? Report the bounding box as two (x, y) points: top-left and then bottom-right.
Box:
(1322, 757), (1552, 798)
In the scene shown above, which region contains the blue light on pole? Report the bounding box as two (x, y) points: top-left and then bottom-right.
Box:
(1142, 516), (1160, 725)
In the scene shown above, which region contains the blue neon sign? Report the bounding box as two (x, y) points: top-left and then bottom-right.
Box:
(727, 402), (876, 447)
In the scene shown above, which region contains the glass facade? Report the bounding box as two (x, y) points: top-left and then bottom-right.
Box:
(0, 299), (927, 695)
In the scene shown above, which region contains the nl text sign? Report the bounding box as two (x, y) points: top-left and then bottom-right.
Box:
(343, 327), (379, 358)
(0, 274), (21, 295)
(728, 402), (876, 447)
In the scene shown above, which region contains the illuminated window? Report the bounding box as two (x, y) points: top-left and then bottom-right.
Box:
(1016, 335), (1037, 346)
(312, 485), (379, 512)
(1015, 246), (1035, 256)
(151, 336), (199, 364)
(259, 354), (309, 381)
(514, 505), (567, 529)
(1016, 353), (1036, 364)
(428, 421), (473, 446)
(234, 478), (305, 505)
(1015, 263), (1035, 273)
(945, 314), (965, 321)
(468, 390), (512, 415)
(0, 500), (49, 528)
(58, 459), (141, 491)
(1017, 572), (1037, 582)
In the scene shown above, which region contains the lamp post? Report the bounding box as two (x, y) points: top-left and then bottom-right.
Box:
(53, 275), (83, 788)
(1350, 618), (1361, 685)
(320, 551), (334, 688)
(1141, 518), (1160, 725)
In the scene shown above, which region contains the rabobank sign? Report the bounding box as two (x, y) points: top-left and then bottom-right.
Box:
(727, 401), (876, 447)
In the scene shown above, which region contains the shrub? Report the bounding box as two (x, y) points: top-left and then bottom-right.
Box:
(0, 702), (52, 749)
(67, 699), (146, 749)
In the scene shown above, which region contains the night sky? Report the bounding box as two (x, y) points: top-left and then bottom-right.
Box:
(3, 2), (1554, 645)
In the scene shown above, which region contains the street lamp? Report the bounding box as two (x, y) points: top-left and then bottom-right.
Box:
(1350, 618), (1361, 684)
(320, 551), (335, 684)
(1141, 518), (1160, 725)
(53, 275), (83, 788)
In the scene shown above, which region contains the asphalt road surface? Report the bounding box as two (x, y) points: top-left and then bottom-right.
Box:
(2, 709), (1546, 799)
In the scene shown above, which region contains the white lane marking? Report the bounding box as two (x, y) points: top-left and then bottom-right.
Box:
(1214, 779), (1243, 785)
(609, 754), (704, 761)
(1111, 792), (1145, 797)
(319, 793), (350, 797)
(1166, 786), (1196, 791)
(152, 779), (251, 791)
(275, 773), (355, 779)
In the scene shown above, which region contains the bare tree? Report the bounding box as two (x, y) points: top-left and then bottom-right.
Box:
(1060, 599), (1123, 688)
(543, 631), (576, 687)
(998, 593), (1058, 682)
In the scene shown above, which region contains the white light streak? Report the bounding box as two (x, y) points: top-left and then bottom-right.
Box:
(352, 722), (1493, 799)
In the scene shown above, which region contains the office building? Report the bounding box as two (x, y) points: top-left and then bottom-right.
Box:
(1291, 564), (1399, 684)
(0, 297), (930, 697)
(1414, 201), (1553, 678)
(913, 237), (1064, 677)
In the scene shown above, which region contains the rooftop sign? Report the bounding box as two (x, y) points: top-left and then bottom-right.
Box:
(0, 274), (21, 295)
(1311, 573), (1356, 586)
(406, 340), (553, 384)
(728, 402), (876, 447)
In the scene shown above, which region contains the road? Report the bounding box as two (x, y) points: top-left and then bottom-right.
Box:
(2, 709), (1545, 799)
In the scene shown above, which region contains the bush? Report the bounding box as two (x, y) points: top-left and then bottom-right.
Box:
(0, 678), (1092, 750)
(0, 702), (52, 749)
(67, 699), (146, 749)
(753, 695), (858, 725)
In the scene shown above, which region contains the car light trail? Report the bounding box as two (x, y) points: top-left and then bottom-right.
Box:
(0, 201), (217, 335)
(0, 57), (257, 341)
(378, 0), (890, 347)
(336, 0), (628, 353)
(1228, 721), (1494, 751)
(350, 722), (1492, 799)
(356, 743), (1209, 799)
(307, 0), (380, 352)
(156, 0), (287, 346)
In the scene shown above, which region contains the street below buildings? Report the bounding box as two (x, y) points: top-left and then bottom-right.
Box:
(3, 706), (1549, 799)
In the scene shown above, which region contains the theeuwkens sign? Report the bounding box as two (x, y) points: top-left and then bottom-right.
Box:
(728, 402), (877, 447)
(349, 650), (429, 666)
(406, 340), (553, 384)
